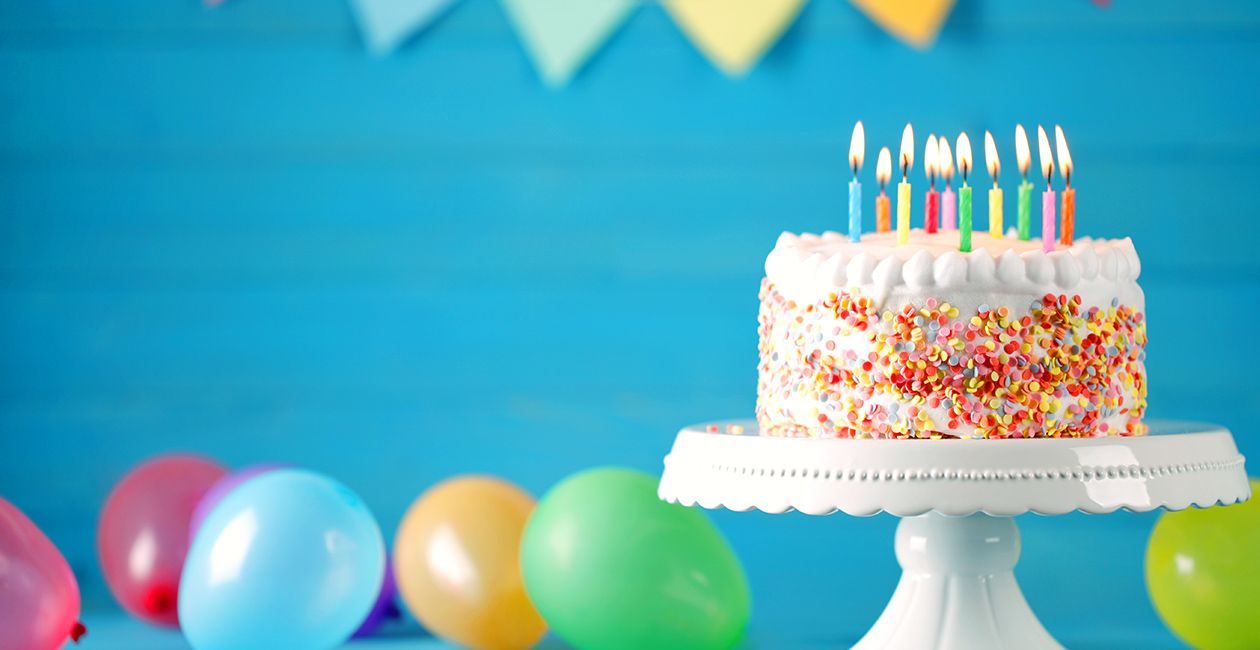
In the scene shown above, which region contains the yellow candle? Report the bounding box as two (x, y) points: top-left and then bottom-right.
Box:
(897, 181), (911, 245)
(984, 131), (1002, 238)
(989, 188), (1003, 238)
(897, 123), (914, 245)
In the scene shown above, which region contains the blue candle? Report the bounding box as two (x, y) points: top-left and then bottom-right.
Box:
(848, 121), (865, 242)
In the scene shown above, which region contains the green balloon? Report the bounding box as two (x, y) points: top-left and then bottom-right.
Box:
(521, 467), (750, 650)
(1146, 478), (1260, 649)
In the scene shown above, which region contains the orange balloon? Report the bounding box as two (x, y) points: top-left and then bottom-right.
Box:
(393, 476), (546, 650)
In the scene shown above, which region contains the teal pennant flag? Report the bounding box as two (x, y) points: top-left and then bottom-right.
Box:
(501, 0), (637, 87)
(349, 0), (460, 55)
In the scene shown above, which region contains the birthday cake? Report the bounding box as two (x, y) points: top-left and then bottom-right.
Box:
(756, 230), (1146, 439)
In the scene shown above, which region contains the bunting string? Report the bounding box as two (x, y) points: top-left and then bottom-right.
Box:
(270, 0), (961, 86)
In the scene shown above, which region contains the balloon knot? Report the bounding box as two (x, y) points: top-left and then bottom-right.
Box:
(385, 601), (403, 620)
(70, 621), (87, 643)
(143, 584), (177, 615)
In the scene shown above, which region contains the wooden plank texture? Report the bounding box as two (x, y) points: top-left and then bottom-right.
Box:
(0, 0), (1256, 645)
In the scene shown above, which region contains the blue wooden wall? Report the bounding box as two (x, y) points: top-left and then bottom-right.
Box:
(2, 0), (1258, 646)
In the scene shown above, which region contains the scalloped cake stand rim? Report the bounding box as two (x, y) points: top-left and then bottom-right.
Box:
(658, 419), (1250, 517)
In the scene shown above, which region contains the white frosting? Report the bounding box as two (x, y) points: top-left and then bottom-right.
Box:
(764, 230), (1143, 313)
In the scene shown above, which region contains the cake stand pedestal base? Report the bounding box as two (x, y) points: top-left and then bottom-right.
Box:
(855, 513), (1058, 650)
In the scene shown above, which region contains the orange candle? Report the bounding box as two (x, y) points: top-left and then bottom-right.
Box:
(1056, 126), (1075, 246)
(875, 147), (892, 232)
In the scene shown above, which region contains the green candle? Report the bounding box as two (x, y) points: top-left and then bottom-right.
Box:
(1014, 125), (1033, 241)
(960, 184), (973, 252)
(1017, 180), (1032, 241)
(956, 132), (973, 252)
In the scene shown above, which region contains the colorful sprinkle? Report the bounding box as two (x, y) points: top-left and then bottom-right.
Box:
(756, 280), (1147, 440)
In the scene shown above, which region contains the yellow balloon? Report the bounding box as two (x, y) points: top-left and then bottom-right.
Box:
(394, 476), (546, 650)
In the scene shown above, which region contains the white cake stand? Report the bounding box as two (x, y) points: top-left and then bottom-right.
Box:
(658, 420), (1250, 650)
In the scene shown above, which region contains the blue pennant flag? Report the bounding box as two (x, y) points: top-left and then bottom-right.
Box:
(349, 0), (460, 55)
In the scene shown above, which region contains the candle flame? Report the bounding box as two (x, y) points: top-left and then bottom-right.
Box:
(876, 147), (892, 188)
(984, 130), (1000, 182)
(1054, 124), (1072, 186)
(938, 137), (954, 182)
(956, 132), (973, 182)
(923, 134), (938, 182)
(899, 123), (914, 178)
(1037, 125), (1054, 185)
(849, 121), (865, 174)
(1015, 124), (1031, 178)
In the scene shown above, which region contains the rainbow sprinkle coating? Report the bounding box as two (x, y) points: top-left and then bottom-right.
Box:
(756, 279), (1148, 439)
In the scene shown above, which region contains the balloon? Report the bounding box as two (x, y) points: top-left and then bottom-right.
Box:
(521, 467), (750, 650)
(393, 476), (546, 650)
(351, 555), (400, 638)
(98, 454), (227, 626)
(189, 463), (287, 538)
(0, 497), (86, 650)
(178, 469), (385, 650)
(1146, 478), (1260, 649)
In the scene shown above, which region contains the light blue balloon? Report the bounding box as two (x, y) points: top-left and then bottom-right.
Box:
(179, 469), (385, 650)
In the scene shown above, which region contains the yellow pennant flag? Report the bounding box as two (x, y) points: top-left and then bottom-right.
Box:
(664, 0), (806, 77)
(849, 0), (956, 49)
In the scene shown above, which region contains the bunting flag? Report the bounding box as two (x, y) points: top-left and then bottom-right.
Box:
(848, 0), (956, 49)
(348, 0), (460, 55)
(663, 0), (806, 77)
(338, 0), (966, 83)
(500, 0), (637, 87)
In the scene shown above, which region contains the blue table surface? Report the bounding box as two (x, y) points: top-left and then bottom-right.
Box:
(78, 608), (1180, 650)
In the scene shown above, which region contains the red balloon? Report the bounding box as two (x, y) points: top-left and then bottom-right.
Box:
(0, 497), (85, 650)
(98, 454), (227, 627)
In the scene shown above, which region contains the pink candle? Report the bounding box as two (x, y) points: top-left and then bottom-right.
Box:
(938, 138), (956, 230)
(925, 187), (939, 233)
(1041, 189), (1056, 252)
(923, 135), (939, 233)
(1036, 125), (1056, 253)
(942, 185), (956, 230)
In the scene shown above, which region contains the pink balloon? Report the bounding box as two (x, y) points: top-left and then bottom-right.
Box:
(98, 454), (227, 627)
(0, 497), (85, 650)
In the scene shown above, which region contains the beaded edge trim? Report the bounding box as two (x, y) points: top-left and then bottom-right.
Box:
(667, 455), (1245, 483)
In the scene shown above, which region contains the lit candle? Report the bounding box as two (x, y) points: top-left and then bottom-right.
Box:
(956, 132), (973, 253)
(1037, 125), (1056, 252)
(924, 135), (939, 234)
(984, 130), (1002, 238)
(1055, 125), (1074, 246)
(897, 123), (914, 245)
(848, 121), (865, 242)
(1015, 125), (1033, 241)
(876, 147), (892, 233)
(938, 138), (956, 230)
